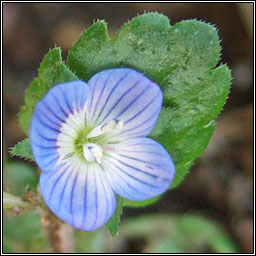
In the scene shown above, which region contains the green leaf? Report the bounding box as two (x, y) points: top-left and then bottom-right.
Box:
(156, 65), (230, 188)
(19, 47), (79, 136)
(66, 13), (231, 199)
(67, 15), (221, 83)
(10, 138), (34, 161)
(160, 120), (216, 188)
(105, 196), (123, 236)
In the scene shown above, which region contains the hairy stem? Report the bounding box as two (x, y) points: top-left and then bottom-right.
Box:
(4, 187), (75, 252)
(41, 208), (74, 253)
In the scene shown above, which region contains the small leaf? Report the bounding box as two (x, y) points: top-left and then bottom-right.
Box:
(10, 138), (34, 161)
(105, 196), (123, 236)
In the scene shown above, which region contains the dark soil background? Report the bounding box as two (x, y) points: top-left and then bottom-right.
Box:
(3, 2), (254, 253)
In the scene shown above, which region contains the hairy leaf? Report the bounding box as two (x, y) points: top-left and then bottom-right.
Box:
(10, 138), (34, 161)
(105, 196), (123, 236)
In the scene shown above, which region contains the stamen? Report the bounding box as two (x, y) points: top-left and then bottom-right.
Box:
(83, 143), (103, 163)
(86, 125), (104, 139)
(86, 120), (123, 139)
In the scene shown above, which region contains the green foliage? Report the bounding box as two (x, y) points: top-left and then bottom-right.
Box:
(105, 196), (123, 236)
(3, 211), (238, 253)
(3, 212), (49, 253)
(177, 215), (238, 253)
(10, 138), (34, 161)
(114, 214), (238, 253)
(14, 13), (231, 234)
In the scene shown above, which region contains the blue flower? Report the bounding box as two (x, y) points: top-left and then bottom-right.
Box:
(30, 68), (175, 231)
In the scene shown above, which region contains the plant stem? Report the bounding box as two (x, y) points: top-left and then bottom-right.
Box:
(41, 209), (74, 253)
(4, 189), (75, 252)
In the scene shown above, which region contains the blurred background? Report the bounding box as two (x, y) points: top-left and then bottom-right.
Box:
(3, 2), (253, 253)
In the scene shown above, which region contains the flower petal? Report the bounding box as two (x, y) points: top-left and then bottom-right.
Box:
(102, 138), (175, 201)
(30, 81), (89, 172)
(86, 68), (163, 141)
(40, 158), (117, 231)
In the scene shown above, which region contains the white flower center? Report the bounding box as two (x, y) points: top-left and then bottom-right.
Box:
(57, 110), (123, 165)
